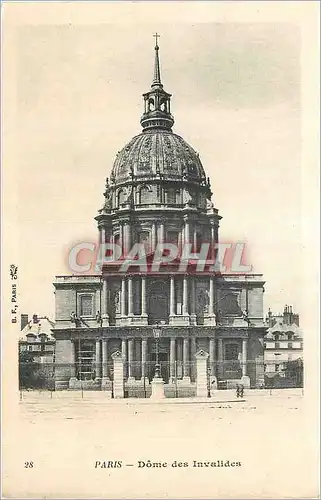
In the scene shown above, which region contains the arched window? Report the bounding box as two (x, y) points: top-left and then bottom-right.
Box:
(160, 98), (167, 112)
(148, 98), (155, 112)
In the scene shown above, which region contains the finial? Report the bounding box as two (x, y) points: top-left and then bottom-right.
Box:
(153, 32), (160, 49)
(152, 32), (162, 87)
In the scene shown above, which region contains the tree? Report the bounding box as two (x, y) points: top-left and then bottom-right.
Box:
(283, 358), (304, 387)
(19, 350), (35, 389)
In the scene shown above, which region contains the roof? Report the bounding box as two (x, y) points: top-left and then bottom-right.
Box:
(20, 316), (55, 342)
(265, 319), (303, 339)
(110, 131), (207, 185)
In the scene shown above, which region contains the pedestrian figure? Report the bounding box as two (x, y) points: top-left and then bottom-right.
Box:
(236, 384), (240, 398)
(239, 384), (244, 398)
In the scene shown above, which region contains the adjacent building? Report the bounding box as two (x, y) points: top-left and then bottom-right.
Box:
(264, 305), (303, 376)
(52, 40), (267, 394)
(19, 314), (56, 364)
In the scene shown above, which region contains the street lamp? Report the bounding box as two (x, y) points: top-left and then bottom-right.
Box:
(152, 324), (161, 379)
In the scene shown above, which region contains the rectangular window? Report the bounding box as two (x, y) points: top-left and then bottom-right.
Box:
(275, 342), (280, 349)
(275, 364), (280, 372)
(165, 189), (176, 204)
(288, 342), (293, 349)
(80, 295), (93, 317)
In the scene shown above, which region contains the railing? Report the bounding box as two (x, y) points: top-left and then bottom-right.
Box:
(18, 359), (303, 391)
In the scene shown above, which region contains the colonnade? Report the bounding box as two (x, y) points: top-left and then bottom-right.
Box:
(98, 218), (218, 258)
(71, 336), (249, 382)
(102, 275), (216, 325)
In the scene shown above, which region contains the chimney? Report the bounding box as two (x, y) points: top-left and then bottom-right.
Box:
(32, 314), (39, 324)
(20, 314), (29, 331)
(283, 305), (290, 325)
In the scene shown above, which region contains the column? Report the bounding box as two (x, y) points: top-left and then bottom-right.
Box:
(121, 277), (126, 317)
(191, 279), (196, 315)
(128, 339), (134, 379)
(170, 275), (175, 316)
(141, 276), (147, 316)
(208, 277), (214, 315)
(112, 351), (124, 398)
(101, 278), (109, 326)
(209, 338), (215, 376)
(190, 337), (197, 381)
(123, 223), (130, 256)
(151, 223), (157, 252)
(190, 278), (196, 324)
(95, 339), (101, 380)
(242, 339), (248, 376)
(180, 225), (185, 249)
(182, 277), (188, 316)
(141, 338), (147, 380)
(218, 338), (224, 378)
(183, 337), (190, 379)
(99, 227), (106, 246)
(70, 341), (77, 380)
(121, 339), (127, 379)
(178, 229), (183, 255)
(185, 220), (190, 245)
(158, 222), (164, 244)
(211, 225), (215, 260)
(119, 224), (123, 256)
(177, 339), (183, 378)
(170, 337), (176, 381)
(102, 339), (108, 385)
(128, 277), (133, 316)
(193, 228), (197, 252)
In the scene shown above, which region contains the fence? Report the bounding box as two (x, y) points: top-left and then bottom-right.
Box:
(19, 359), (304, 391)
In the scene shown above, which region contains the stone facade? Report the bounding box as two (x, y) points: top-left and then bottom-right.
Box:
(52, 41), (266, 393)
(264, 306), (303, 375)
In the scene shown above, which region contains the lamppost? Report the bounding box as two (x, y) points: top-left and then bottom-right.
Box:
(152, 323), (161, 379)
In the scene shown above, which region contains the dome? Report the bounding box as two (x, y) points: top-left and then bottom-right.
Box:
(111, 130), (206, 185)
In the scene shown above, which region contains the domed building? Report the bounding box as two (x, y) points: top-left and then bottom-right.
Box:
(53, 39), (266, 394)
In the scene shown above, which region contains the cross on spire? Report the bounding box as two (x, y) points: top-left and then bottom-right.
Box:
(153, 32), (160, 48)
(152, 32), (162, 87)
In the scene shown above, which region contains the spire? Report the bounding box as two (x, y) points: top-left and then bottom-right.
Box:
(140, 34), (174, 132)
(152, 33), (162, 88)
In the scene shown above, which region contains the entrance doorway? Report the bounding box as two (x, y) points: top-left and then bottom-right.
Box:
(148, 279), (169, 324)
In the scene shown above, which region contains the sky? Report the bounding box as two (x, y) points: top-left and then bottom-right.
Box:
(11, 21), (302, 320)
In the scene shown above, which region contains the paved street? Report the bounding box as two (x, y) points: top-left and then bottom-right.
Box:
(3, 389), (317, 499)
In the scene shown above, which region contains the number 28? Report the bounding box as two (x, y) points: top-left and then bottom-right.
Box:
(24, 461), (34, 468)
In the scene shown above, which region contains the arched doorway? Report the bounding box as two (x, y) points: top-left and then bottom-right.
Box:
(148, 279), (169, 325)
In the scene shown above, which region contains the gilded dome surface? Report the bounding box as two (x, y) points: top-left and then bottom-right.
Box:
(111, 131), (206, 184)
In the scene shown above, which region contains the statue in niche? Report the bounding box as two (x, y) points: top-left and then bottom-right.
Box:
(183, 188), (193, 205)
(196, 288), (209, 315)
